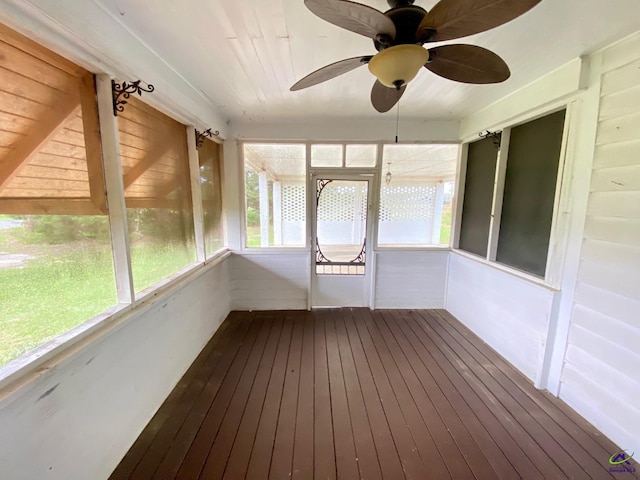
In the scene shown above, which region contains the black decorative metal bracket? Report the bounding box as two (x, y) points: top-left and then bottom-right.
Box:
(195, 128), (220, 149)
(479, 130), (502, 149)
(112, 80), (155, 116)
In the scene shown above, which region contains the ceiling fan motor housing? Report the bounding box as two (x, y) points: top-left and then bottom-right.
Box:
(374, 5), (428, 51)
(387, 0), (415, 7)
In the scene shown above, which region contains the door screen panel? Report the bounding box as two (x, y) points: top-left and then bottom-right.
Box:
(315, 179), (368, 275)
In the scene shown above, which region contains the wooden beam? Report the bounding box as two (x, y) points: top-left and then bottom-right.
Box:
(122, 134), (174, 189)
(0, 86), (81, 191)
(153, 173), (189, 200)
(79, 73), (107, 213)
(0, 198), (102, 215)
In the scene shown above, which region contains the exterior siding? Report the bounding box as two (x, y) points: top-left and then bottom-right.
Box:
(559, 36), (640, 455)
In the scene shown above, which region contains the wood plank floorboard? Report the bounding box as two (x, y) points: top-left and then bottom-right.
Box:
(110, 309), (630, 480)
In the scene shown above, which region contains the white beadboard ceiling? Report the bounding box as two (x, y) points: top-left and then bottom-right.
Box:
(22, 0), (640, 123)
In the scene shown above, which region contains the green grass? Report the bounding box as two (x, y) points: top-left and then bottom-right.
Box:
(440, 206), (452, 245)
(246, 224), (274, 247)
(0, 240), (195, 367)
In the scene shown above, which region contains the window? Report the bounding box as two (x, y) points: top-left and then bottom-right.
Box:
(458, 136), (499, 256)
(457, 109), (566, 278)
(243, 143), (306, 247)
(310, 143), (378, 168)
(117, 96), (196, 293)
(496, 110), (566, 276)
(311, 144), (342, 167)
(198, 138), (224, 256)
(378, 144), (458, 246)
(0, 25), (116, 367)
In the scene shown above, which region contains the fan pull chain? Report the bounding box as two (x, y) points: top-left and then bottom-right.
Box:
(395, 100), (400, 144)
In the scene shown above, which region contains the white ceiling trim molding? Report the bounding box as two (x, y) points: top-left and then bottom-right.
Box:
(0, 0), (229, 138)
(460, 57), (588, 139)
(230, 119), (460, 143)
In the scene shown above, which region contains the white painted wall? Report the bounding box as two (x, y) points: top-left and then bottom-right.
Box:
(230, 119), (460, 143)
(559, 32), (640, 455)
(230, 252), (309, 310)
(375, 250), (449, 309)
(446, 253), (556, 381)
(0, 259), (231, 480)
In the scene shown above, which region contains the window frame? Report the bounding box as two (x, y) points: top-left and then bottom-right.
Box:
(0, 68), (229, 380)
(239, 140), (460, 252)
(452, 103), (574, 287)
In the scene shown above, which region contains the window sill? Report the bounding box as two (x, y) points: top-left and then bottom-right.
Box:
(235, 247), (309, 255)
(450, 249), (559, 291)
(374, 246), (451, 252)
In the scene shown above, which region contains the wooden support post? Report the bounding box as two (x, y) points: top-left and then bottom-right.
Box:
(187, 126), (206, 261)
(79, 73), (107, 213)
(95, 74), (135, 303)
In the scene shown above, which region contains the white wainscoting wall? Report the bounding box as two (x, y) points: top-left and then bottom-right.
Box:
(559, 32), (640, 455)
(446, 253), (556, 382)
(374, 250), (449, 309)
(230, 252), (310, 310)
(0, 259), (231, 480)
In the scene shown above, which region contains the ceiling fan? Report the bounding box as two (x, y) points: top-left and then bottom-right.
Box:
(290, 0), (541, 112)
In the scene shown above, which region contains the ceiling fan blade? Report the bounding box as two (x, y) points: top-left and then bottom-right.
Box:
(371, 80), (406, 113)
(290, 56), (372, 91)
(425, 44), (510, 84)
(305, 0), (396, 41)
(418, 0), (541, 42)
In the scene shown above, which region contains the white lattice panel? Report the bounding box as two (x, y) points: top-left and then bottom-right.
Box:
(379, 185), (436, 221)
(282, 184), (305, 222)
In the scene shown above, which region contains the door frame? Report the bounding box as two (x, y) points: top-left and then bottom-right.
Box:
(308, 169), (378, 308)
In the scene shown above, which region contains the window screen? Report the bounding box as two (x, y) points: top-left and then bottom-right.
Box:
(458, 136), (499, 257)
(496, 110), (566, 276)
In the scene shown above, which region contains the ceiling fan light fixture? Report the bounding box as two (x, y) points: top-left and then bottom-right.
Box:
(368, 44), (429, 89)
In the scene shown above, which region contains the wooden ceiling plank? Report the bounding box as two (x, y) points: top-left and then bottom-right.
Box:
(19, 164), (90, 181)
(122, 135), (174, 189)
(0, 86), (81, 191)
(0, 198), (101, 215)
(0, 43), (77, 93)
(79, 74), (107, 213)
(0, 24), (86, 77)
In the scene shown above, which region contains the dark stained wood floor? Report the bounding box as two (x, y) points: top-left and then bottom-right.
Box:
(110, 309), (636, 480)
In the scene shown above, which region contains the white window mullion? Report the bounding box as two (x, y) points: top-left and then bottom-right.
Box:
(95, 74), (134, 303)
(186, 126), (206, 261)
(487, 129), (511, 261)
(451, 142), (468, 249)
